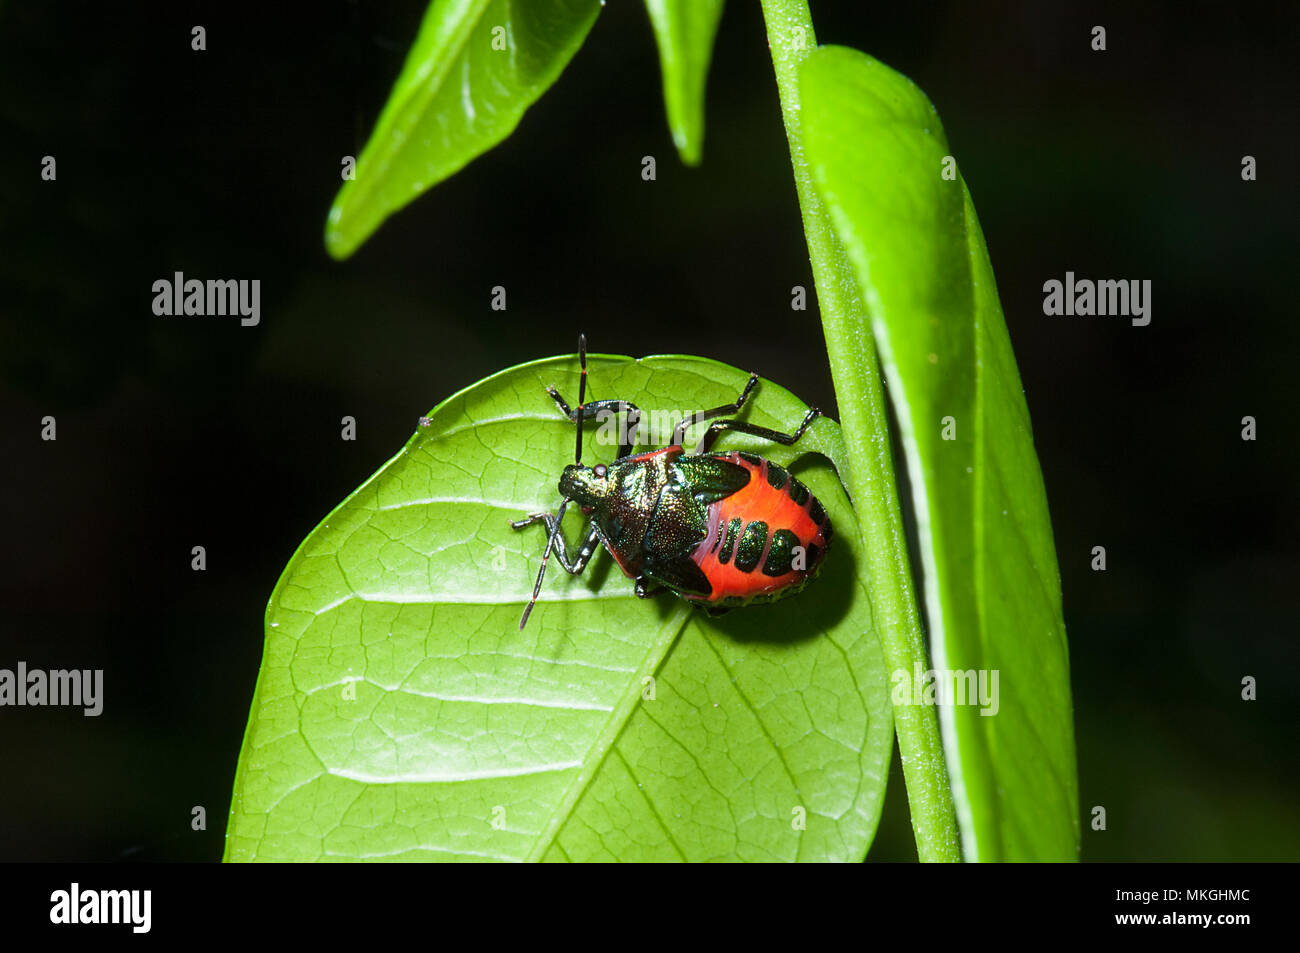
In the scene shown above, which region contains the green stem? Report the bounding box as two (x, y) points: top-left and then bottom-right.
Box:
(759, 0), (961, 863)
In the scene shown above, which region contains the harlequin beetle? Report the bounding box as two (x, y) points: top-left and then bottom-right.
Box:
(512, 335), (832, 629)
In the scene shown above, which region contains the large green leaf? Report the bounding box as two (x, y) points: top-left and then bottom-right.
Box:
(225, 353), (891, 861)
(643, 0), (726, 165)
(325, 0), (601, 259)
(800, 46), (1079, 860)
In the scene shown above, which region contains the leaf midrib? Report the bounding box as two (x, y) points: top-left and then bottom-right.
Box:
(395, 0), (491, 153)
(524, 602), (695, 861)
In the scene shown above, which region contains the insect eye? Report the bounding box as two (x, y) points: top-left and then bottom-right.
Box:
(593, 464), (608, 479)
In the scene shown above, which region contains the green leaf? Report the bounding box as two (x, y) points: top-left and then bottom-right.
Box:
(325, 0), (602, 260)
(643, 0), (726, 165)
(225, 353), (891, 861)
(799, 46), (1079, 861)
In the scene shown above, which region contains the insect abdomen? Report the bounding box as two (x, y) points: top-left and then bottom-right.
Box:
(688, 451), (832, 607)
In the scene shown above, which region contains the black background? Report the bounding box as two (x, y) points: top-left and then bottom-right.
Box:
(1, 1), (1296, 862)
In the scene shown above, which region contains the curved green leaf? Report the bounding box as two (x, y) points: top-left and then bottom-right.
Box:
(225, 353), (891, 861)
(325, 0), (601, 260)
(643, 0), (726, 165)
(800, 46), (1079, 861)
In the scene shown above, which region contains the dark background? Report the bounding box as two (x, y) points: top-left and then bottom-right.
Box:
(1, 1), (1296, 862)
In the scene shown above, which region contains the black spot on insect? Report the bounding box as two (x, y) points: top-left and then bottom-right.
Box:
(734, 521), (768, 573)
(762, 529), (800, 576)
(718, 517), (742, 565)
(765, 462), (789, 490)
(808, 496), (827, 525)
(787, 478), (810, 506)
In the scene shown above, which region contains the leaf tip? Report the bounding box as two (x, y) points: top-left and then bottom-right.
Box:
(324, 202), (358, 260)
(674, 133), (703, 167)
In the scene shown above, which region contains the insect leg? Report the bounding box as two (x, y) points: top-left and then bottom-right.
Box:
(510, 513), (602, 574)
(545, 393), (644, 458)
(693, 407), (821, 455)
(513, 503), (604, 630)
(671, 373), (759, 446)
(634, 578), (667, 599)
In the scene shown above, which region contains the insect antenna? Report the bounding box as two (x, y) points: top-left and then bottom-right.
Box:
(518, 498), (568, 630)
(574, 332), (587, 465)
(520, 334), (587, 631)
